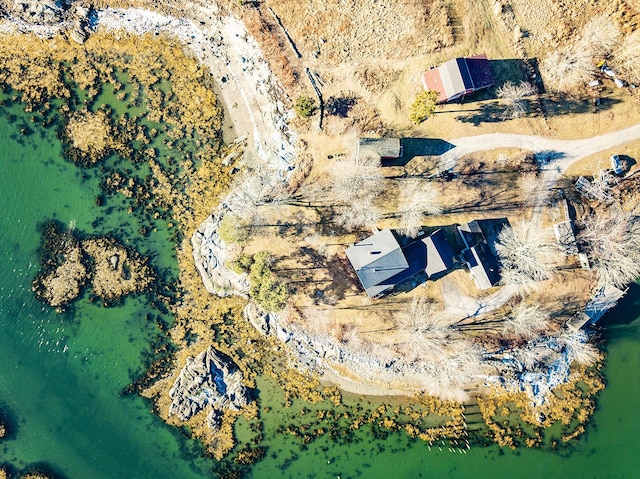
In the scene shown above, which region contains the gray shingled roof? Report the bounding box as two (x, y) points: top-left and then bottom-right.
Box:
(464, 242), (501, 290)
(424, 229), (455, 279)
(458, 219), (507, 290)
(358, 138), (402, 159)
(346, 229), (409, 297)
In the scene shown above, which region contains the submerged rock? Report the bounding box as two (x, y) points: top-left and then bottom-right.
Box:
(32, 243), (87, 308)
(32, 221), (154, 309)
(168, 346), (248, 428)
(32, 222), (89, 309)
(82, 237), (153, 303)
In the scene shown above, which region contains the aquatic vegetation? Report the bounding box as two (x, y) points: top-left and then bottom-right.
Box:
(31, 221), (154, 308)
(477, 359), (605, 448)
(64, 108), (116, 165)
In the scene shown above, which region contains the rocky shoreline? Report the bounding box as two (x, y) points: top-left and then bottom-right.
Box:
(168, 346), (249, 430)
(191, 211), (249, 297)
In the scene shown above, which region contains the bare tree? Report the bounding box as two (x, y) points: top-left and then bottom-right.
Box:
(397, 297), (448, 336)
(397, 297), (455, 362)
(514, 346), (541, 370)
(334, 194), (382, 231)
(555, 329), (600, 366)
(496, 81), (536, 119)
(496, 220), (559, 288)
(225, 163), (289, 225)
(585, 167), (617, 204)
(581, 14), (621, 56)
(518, 172), (545, 206)
(542, 15), (621, 92)
(330, 152), (383, 204)
(541, 45), (593, 92)
(426, 341), (484, 402)
(503, 303), (550, 339)
(397, 180), (442, 237)
(578, 210), (640, 288)
(304, 231), (329, 257)
(613, 29), (640, 84)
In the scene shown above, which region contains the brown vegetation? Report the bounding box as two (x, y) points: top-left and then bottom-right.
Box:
(82, 238), (154, 302)
(64, 109), (115, 164)
(477, 359), (605, 448)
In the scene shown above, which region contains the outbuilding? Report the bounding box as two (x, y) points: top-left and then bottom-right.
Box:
(422, 54), (495, 103)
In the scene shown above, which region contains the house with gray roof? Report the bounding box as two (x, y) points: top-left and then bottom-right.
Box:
(345, 228), (456, 297)
(458, 219), (508, 290)
(345, 229), (409, 297)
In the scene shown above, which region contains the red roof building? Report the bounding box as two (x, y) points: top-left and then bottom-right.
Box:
(422, 54), (495, 103)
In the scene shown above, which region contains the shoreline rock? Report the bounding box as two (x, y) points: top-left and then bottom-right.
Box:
(168, 346), (249, 429)
(191, 210), (249, 297)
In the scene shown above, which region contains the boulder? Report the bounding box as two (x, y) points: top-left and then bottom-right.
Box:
(168, 346), (249, 425)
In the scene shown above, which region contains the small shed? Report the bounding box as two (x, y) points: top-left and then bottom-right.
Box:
(357, 138), (402, 161)
(422, 54), (495, 103)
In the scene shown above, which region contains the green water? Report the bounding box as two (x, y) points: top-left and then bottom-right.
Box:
(1, 97), (640, 479)
(0, 101), (213, 478)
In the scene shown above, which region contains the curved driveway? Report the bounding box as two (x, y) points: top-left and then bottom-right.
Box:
(440, 122), (640, 173)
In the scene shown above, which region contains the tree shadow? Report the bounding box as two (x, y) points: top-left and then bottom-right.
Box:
(326, 94), (357, 118)
(599, 281), (640, 328)
(457, 93), (621, 126)
(533, 150), (567, 167)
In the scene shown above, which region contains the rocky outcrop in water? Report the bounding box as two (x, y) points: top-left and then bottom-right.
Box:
(32, 220), (154, 310)
(168, 346), (249, 429)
